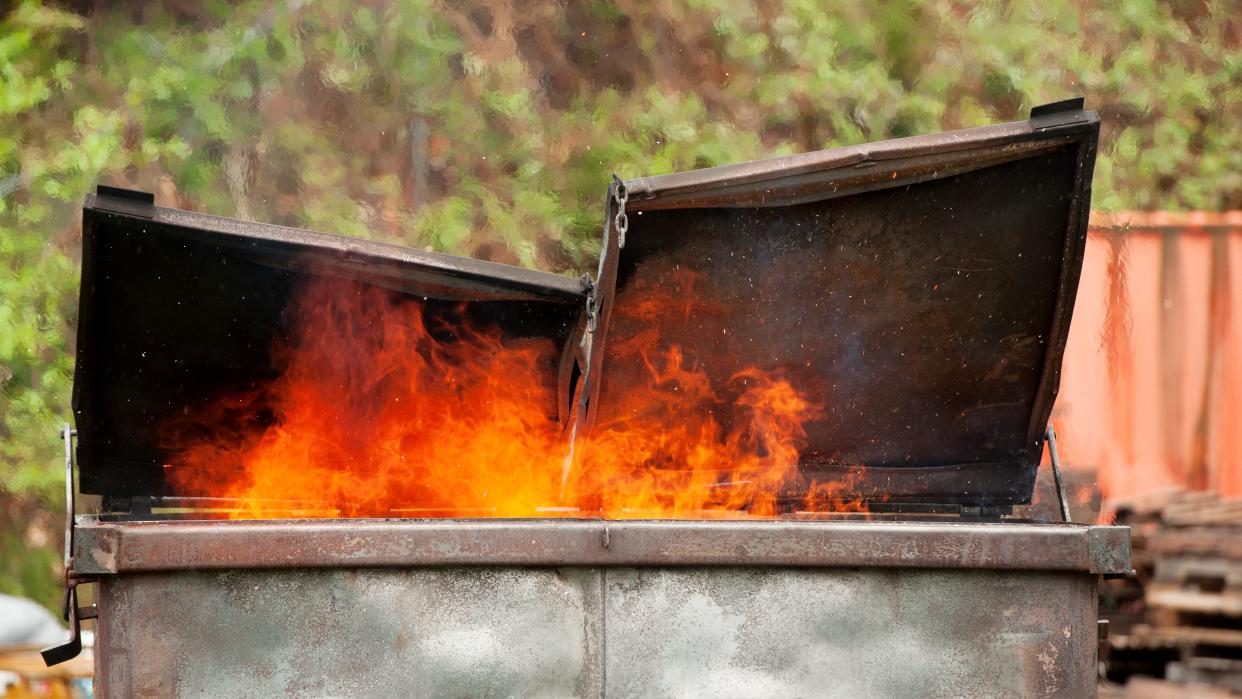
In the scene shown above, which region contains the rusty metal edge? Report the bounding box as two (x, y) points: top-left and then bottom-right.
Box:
(622, 108), (1095, 210)
(72, 516), (1130, 575)
(1023, 115), (1100, 481)
(1087, 524), (1133, 575)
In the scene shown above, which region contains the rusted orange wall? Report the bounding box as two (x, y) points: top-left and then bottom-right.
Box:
(1054, 212), (1242, 500)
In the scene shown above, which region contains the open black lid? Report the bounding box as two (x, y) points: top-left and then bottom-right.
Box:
(74, 188), (588, 497)
(584, 99), (1099, 509)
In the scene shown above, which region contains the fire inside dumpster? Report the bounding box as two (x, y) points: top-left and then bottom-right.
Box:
(162, 275), (842, 519)
(71, 99), (1100, 522)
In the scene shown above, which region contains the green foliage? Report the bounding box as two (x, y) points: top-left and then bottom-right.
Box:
(1, 0), (1239, 609)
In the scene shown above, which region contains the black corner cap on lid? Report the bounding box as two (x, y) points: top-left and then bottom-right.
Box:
(581, 99), (1099, 509)
(95, 184), (155, 204)
(92, 184), (156, 218)
(1029, 97), (1085, 118)
(72, 195), (589, 498)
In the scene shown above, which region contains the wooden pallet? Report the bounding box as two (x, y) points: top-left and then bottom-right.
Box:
(1164, 498), (1242, 527)
(1168, 658), (1242, 696)
(1147, 556), (1242, 623)
(1151, 529), (1242, 561)
(1101, 676), (1241, 698)
(1149, 585), (1242, 618)
(1104, 489), (1242, 696)
(1114, 624), (1242, 651)
(1112, 489), (1224, 521)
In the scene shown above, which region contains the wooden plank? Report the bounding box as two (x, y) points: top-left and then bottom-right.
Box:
(1150, 528), (1242, 559)
(1168, 660), (1242, 695)
(1103, 676), (1238, 699)
(1153, 556), (1242, 583)
(1148, 584), (1242, 617)
(1117, 624), (1242, 649)
(1164, 499), (1242, 526)
(1160, 231), (1188, 486)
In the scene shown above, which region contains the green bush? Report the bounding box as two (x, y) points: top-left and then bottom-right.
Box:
(1, 0), (1238, 609)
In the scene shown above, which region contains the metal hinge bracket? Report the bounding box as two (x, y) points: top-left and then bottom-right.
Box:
(42, 423), (96, 667)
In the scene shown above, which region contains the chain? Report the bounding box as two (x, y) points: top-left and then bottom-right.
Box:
(581, 274), (598, 332)
(611, 174), (628, 249)
(583, 175), (628, 336)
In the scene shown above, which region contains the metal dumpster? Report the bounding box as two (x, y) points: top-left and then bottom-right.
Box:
(47, 98), (1130, 698)
(72, 518), (1127, 697)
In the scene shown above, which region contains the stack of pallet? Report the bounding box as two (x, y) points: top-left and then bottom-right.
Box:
(1104, 490), (1242, 695)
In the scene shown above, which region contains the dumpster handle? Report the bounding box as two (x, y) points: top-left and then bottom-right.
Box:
(42, 423), (96, 666)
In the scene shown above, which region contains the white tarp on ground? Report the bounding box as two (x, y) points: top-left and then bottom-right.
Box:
(0, 594), (66, 646)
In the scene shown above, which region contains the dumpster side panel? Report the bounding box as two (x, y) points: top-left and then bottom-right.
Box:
(95, 566), (1096, 698)
(96, 568), (601, 698)
(604, 567), (1097, 699)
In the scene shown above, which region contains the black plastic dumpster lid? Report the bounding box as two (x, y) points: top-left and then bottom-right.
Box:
(73, 191), (588, 497)
(584, 99), (1099, 509)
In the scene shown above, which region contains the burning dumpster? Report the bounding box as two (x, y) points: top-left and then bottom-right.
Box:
(48, 98), (1130, 697)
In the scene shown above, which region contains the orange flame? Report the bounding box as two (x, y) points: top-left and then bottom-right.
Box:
(165, 277), (863, 519)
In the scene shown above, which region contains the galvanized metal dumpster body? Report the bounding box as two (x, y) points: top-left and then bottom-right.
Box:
(76, 518), (1129, 698)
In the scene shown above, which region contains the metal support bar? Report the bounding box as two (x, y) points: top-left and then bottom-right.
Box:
(59, 423), (74, 573)
(42, 423), (93, 667)
(1045, 425), (1072, 523)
